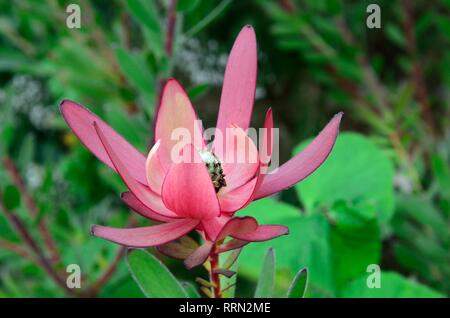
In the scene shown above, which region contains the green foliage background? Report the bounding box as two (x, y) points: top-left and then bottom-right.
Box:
(0, 0), (448, 298)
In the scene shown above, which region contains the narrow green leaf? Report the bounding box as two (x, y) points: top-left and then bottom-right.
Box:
(157, 241), (196, 260)
(126, 0), (161, 35)
(177, 0), (201, 12)
(201, 286), (213, 298)
(287, 267), (308, 298)
(1, 124), (15, 151)
(431, 154), (450, 197)
(220, 249), (239, 298)
(195, 277), (214, 288)
(17, 134), (35, 170)
(114, 47), (155, 104)
(254, 248), (275, 298)
(186, 0), (232, 37)
(3, 185), (21, 210)
(222, 248), (242, 269)
(385, 24), (405, 47)
(187, 83), (210, 100)
(125, 0), (163, 57)
(127, 249), (188, 298)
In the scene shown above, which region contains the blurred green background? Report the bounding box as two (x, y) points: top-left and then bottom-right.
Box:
(0, 0), (449, 298)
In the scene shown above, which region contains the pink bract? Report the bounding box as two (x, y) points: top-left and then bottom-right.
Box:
(60, 25), (342, 268)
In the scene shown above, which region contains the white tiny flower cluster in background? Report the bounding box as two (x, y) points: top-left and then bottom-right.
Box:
(9, 75), (54, 130)
(175, 38), (228, 86)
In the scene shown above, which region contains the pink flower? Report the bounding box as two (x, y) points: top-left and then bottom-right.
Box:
(60, 25), (342, 268)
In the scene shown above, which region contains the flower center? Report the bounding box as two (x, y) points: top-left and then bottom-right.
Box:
(199, 150), (226, 193)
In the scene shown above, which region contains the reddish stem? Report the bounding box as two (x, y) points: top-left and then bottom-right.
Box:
(209, 246), (222, 298)
(165, 0), (177, 57)
(0, 195), (72, 294)
(2, 156), (61, 264)
(277, 0), (296, 12)
(401, 0), (435, 134)
(0, 238), (38, 264)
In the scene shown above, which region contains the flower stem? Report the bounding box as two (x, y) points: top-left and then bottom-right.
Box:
(209, 247), (222, 298)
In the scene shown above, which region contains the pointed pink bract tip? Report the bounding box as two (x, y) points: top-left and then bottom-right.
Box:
(239, 24), (256, 39)
(334, 111), (344, 129)
(90, 224), (98, 236)
(59, 99), (69, 109)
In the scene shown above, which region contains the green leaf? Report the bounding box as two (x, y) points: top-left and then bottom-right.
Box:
(329, 200), (381, 288)
(431, 154), (450, 198)
(17, 134), (35, 170)
(0, 49), (28, 71)
(222, 248), (241, 270)
(186, 0), (232, 37)
(126, 0), (163, 57)
(220, 249), (239, 298)
(126, 0), (161, 35)
(114, 47), (155, 105)
(187, 83), (210, 100)
(296, 132), (395, 223)
(254, 248), (276, 298)
(127, 249), (188, 298)
(393, 244), (430, 280)
(98, 261), (145, 298)
(287, 267), (308, 298)
(341, 272), (445, 298)
(334, 59), (362, 81)
(238, 198), (334, 297)
(392, 194), (449, 290)
(181, 282), (201, 298)
(239, 197), (301, 222)
(394, 194), (449, 241)
(1, 124), (15, 152)
(103, 105), (148, 151)
(3, 185), (21, 210)
(385, 24), (405, 47)
(177, 0), (201, 12)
